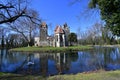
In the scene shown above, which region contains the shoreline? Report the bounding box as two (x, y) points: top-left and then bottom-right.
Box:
(9, 45), (93, 53)
(94, 44), (120, 47)
(1, 70), (120, 80)
(9, 45), (120, 53)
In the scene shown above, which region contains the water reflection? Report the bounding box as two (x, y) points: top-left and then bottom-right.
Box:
(0, 47), (120, 76)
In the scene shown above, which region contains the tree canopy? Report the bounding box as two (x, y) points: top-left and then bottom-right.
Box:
(68, 33), (77, 45)
(89, 0), (120, 36)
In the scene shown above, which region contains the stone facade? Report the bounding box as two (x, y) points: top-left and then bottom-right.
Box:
(40, 22), (48, 41)
(39, 22), (49, 46)
(63, 23), (70, 46)
(34, 22), (70, 47)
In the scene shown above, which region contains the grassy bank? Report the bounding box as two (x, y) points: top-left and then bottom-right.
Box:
(48, 70), (120, 80)
(9, 45), (93, 52)
(0, 72), (44, 80)
(1, 70), (120, 80)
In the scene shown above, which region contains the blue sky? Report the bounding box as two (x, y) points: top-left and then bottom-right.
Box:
(31, 0), (101, 35)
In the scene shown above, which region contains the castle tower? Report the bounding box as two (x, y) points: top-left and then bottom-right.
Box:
(54, 25), (66, 47)
(39, 22), (48, 46)
(63, 23), (70, 46)
(40, 22), (48, 41)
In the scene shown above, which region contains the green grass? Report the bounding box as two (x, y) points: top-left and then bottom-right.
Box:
(0, 73), (45, 80)
(48, 70), (120, 80)
(9, 45), (93, 52)
(1, 70), (120, 80)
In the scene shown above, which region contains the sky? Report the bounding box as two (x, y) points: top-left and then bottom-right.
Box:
(31, 0), (101, 35)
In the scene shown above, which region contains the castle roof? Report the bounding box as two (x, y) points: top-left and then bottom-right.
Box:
(41, 22), (47, 28)
(54, 25), (64, 34)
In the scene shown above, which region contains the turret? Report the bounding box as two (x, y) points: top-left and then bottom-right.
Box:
(40, 22), (48, 41)
(63, 23), (70, 46)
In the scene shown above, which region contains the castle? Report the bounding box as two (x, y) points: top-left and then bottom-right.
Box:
(34, 22), (70, 47)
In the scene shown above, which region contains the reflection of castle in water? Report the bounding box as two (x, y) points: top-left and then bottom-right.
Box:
(26, 52), (73, 76)
(39, 53), (71, 76)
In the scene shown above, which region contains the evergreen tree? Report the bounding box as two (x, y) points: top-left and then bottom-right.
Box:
(89, 0), (120, 36)
(68, 33), (77, 46)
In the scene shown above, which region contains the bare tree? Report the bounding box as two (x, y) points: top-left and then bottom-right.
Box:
(76, 26), (81, 45)
(0, 27), (4, 48)
(86, 22), (103, 45)
(0, 26), (10, 48)
(0, 0), (41, 24)
(8, 10), (40, 46)
(5, 33), (27, 48)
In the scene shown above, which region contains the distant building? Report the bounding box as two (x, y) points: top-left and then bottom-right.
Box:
(34, 37), (40, 46)
(34, 22), (70, 47)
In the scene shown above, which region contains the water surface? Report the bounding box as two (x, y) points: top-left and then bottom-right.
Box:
(0, 47), (120, 76)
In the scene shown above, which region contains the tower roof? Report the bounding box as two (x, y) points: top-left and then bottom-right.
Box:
(54, 25), (64, 34)
(41, 22), (47, 28)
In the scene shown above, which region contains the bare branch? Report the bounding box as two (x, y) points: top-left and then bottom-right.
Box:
(22, 14), (42, 25)
(0, 10), (25, 24)
(0, 0), (40, 25)
(0, 13), (9, 19)
(0, 4), (14, 9)
(69, 0), (81, 5)
(8, 24), (29, 42)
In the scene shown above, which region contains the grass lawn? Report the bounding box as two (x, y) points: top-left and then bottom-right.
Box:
(9, 45), (93, 52)
(1, 70), (120, 80)
(48, 70), (120, 80)
(0, 72), (44, 80)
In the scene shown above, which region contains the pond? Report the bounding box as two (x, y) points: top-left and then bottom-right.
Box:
(0, 47), (120, 76)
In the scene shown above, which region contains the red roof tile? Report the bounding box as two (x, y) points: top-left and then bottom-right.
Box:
(54, 26), (64, 34)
